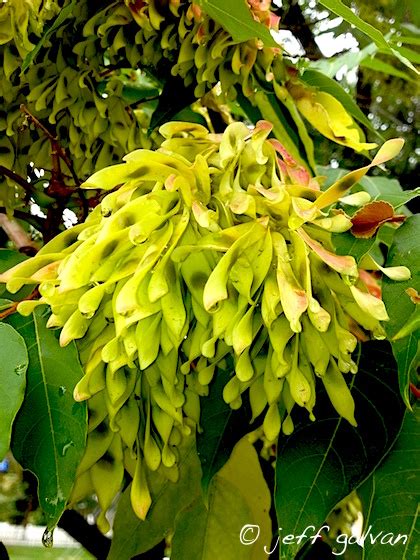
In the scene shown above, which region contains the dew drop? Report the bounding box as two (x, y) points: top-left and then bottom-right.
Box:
(42, 528), (54, 548)
(58, 386), (67, 396)
(14, 364), (26, 376)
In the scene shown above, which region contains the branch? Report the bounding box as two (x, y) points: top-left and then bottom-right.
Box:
(58, 509), (166, 560)
(0, 543), (9, 560)
(0, 165), (33, 193)
(0, 208), (46, 232)
(20, 105), (81, 188)
(0, 288), (39, 320)
(58, 510), (111, 560)
(20, 104), (89, 222)
(0, 214), (38, 255)
(278, 0), (323, 60)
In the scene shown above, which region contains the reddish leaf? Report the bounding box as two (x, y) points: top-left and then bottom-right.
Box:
(351, 201), (406, 238)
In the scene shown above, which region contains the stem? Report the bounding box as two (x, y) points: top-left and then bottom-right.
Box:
(57, 509), (166, 560)
(0, 543), (9, 560)
(0, 288), (39, 320)
(0, 165), (33, 193)
(0, 208), (46, 232)
(20, 105), (81, 188)
(57, 510), (111, 560)
(0, 214), (38, 254)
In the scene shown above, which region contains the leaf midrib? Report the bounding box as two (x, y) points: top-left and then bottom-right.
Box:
(34, 313), (61, 502)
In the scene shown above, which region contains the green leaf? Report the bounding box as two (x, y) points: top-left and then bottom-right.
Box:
(172, 438), (271, 560)
(376, 224), (395, 248)
(0, 298), (13, 311)
(108, 438), (202, 559)
(0, 323), (28, 461)
(357, 407), (419, 559)
(359, 177), (419, 211)
(149, 75), (196, 133)
(273, 84), (317, 171)
(197, 366), (252, 495)
(390, 44), (420, 64)
(318, 0), (419, 74)
(274, 341), (406, 559)
(360, 57), (417, 83)
(309, 43), (378, 78)
(317, 166), (348, 188)
(104, 69), (161, 105)
(0, 249), (32, 302)
(21, 0), (78, 72)
(6, 307), (87, 529)
(332, 232), (376, 263)
(301, 69), (375, 133)
(196, 0), (278, 47)
(395, 36), (420, 46)
(382, 215), (420, 408)
(393, 306), (420, 341)
(317, 170), (419, 212)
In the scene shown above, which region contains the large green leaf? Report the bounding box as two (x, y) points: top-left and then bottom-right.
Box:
(196, 0), (278, 47)
(309, 43), (378, 78)
(0, 323), (28, 461)
(360, 57), (417, 83)
(6, 307), (87, 529)
(108, 438), (202, 559)
(358, 177), (419, 211)
(357, 407), (419, 559)
(332, 232), (376, 263)
(197, 366), (252, 495)
(382, 215), (420, 409)
(318, 0), (419, 74)
(300, 69), (374, 132)
(317, 166), (348, 188)
(274, 341), (406, 559)
(171, 438), (271, 560)
(389, 44), (420, 64)
(317, 168), (419, 211)
(149, 75), (196, 132)
(395, 36), (420, 46)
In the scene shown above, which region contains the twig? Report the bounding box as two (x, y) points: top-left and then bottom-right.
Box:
(20, 104), (81, 188)
(20, 104), (89, 222)
(58, 510), (111, 560)
(0, 207), (46, 232)
(0, 542), (9, 560)
(58, 508), (166, 560)
(0, 214), (38, 254)
(0, 288), (39, 320)
(0, 165), (33, 193)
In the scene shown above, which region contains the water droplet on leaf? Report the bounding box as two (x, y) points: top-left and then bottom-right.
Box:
(14, 364), (26, 376)
(42, 528), (54, 548)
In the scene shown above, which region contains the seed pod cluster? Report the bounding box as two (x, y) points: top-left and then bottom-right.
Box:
(1, 120), (397, 529)
(1, 0), (372, 212)
(0, 0), (152, 197)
